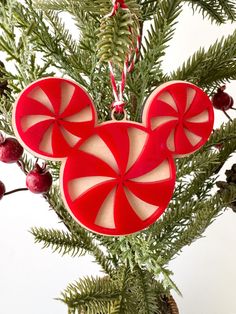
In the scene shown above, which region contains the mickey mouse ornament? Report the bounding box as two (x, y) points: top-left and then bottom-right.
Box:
(12, 78), (214, 236)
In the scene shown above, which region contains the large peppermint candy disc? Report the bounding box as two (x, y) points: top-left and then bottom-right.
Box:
(13, 78), (96, 159)
(143, 81), (214, 156)
(61, 122), (176, 235)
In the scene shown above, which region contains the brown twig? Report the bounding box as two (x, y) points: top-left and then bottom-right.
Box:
(4, 188), (28, 196)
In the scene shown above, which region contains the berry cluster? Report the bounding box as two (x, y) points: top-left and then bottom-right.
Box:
(0, 133), (52, 200)
(212, 85), (235, 121)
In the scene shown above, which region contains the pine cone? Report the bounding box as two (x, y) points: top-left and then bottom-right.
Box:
(216, 164), (236, 212)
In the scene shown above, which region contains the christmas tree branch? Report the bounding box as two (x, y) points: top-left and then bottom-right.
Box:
(185, 0), (236, 24)
(12, 0), (88, 86)
(110, 266), (139, 314)
(133, 267), (160, 313)
(30, 227), (91, 257)
(164, 133), (236, 226)
(170, 29), (236, 92)
(161, 185), (236, 261)
(59, 276), (121, 314)
(45, 188), (115, 275)
(130, 0), (182, 120)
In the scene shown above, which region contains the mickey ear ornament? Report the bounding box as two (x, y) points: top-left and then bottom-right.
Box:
(12, 8), (214, 236)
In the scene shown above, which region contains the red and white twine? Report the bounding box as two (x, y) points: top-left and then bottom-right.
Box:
(105, 0), (129, 18)
(106, 0), (141, 114)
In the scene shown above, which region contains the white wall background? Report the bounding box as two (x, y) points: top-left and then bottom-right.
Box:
(0, 5), (236, 314)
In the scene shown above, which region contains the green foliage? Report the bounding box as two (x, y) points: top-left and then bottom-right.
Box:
(133, 267), (163, 314)
(128, 0), (182, 120)
(30, 227), (89, 257)
(59, 276), (121, 314)
(170, 30), (236, 93)
(44, 187), (115, 275)
(185, 0), (236, 24)
(97, 9), (140, 66)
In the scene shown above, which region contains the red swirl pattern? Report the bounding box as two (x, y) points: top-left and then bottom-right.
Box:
(13, 78), (96, 159)
(62, 122), (176, 235)
(143, 81), (214, 156)
(12, 78), (214, 235)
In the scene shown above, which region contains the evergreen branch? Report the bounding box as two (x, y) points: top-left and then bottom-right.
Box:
(176, 149), (220, 178)
(134, 267), (159, 314)
(30, 227), (88, 257)
(131, 0), (182, 119)
(138, 0), (160, 19)
(148, 119), (236, 261)
(79, 0), (141, 17)
(0, 1), (55, 89)
(110, 266), (138, 314)
(170, 30), (236, 90)
(185, 0), (236, 23)
(12, 0), (88, 86)
(218, 0), (236, 20)
(43, 10), (77, 56)
(33, 0), (71, 11)
(59, 276), (121, 313)
(162, 185), (236, 261)
(0, 97), (14, 135)
(45, 187), (114, 275)
(43, 10), (96, 77)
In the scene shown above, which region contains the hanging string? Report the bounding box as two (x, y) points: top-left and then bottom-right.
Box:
(107, 1), (141, 114)
(105, 0), (129, 18)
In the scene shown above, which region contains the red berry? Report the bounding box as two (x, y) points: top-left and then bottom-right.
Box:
(212, 85), (234, 111)
(0, 180), (5, 200)
(0, 136), (23, 163)
(26, 164), (52, 194)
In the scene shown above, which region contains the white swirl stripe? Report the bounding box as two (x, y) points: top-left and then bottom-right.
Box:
(131, 160), (170, 183)
(158, 91), (178, 111)
(127, 128), (148, 171)
(60, 128), (81, 147)
(124, 187), (157, 220)
(80, 134), (119, 172)
(60, 82), (75, 114)
(39, 125), (53, 154)
(95, 188), (116, 228)
(63, 106), (92, 123)
(28, 87), (54, 112)
(21, 115), (53, 132)
(68, 176), (116, 201)
(186, 110), (209, 123)
(186, 88), (196, 112)
(151, 116), (177, 130)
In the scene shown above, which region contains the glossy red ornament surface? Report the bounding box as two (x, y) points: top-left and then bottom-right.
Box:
(62, 122), (175, 235)
(143, 81), (214, 156)
(12, 78), (214, 236)
(13, 78), (96, 160)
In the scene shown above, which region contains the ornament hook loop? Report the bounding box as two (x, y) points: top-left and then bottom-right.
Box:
(111, 107), (128, 121)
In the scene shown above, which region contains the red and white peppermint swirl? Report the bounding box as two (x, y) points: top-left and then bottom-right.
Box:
(13, 78), (96, 159)
(62, 122), (175, 235)
(144, 81), (214, 156)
